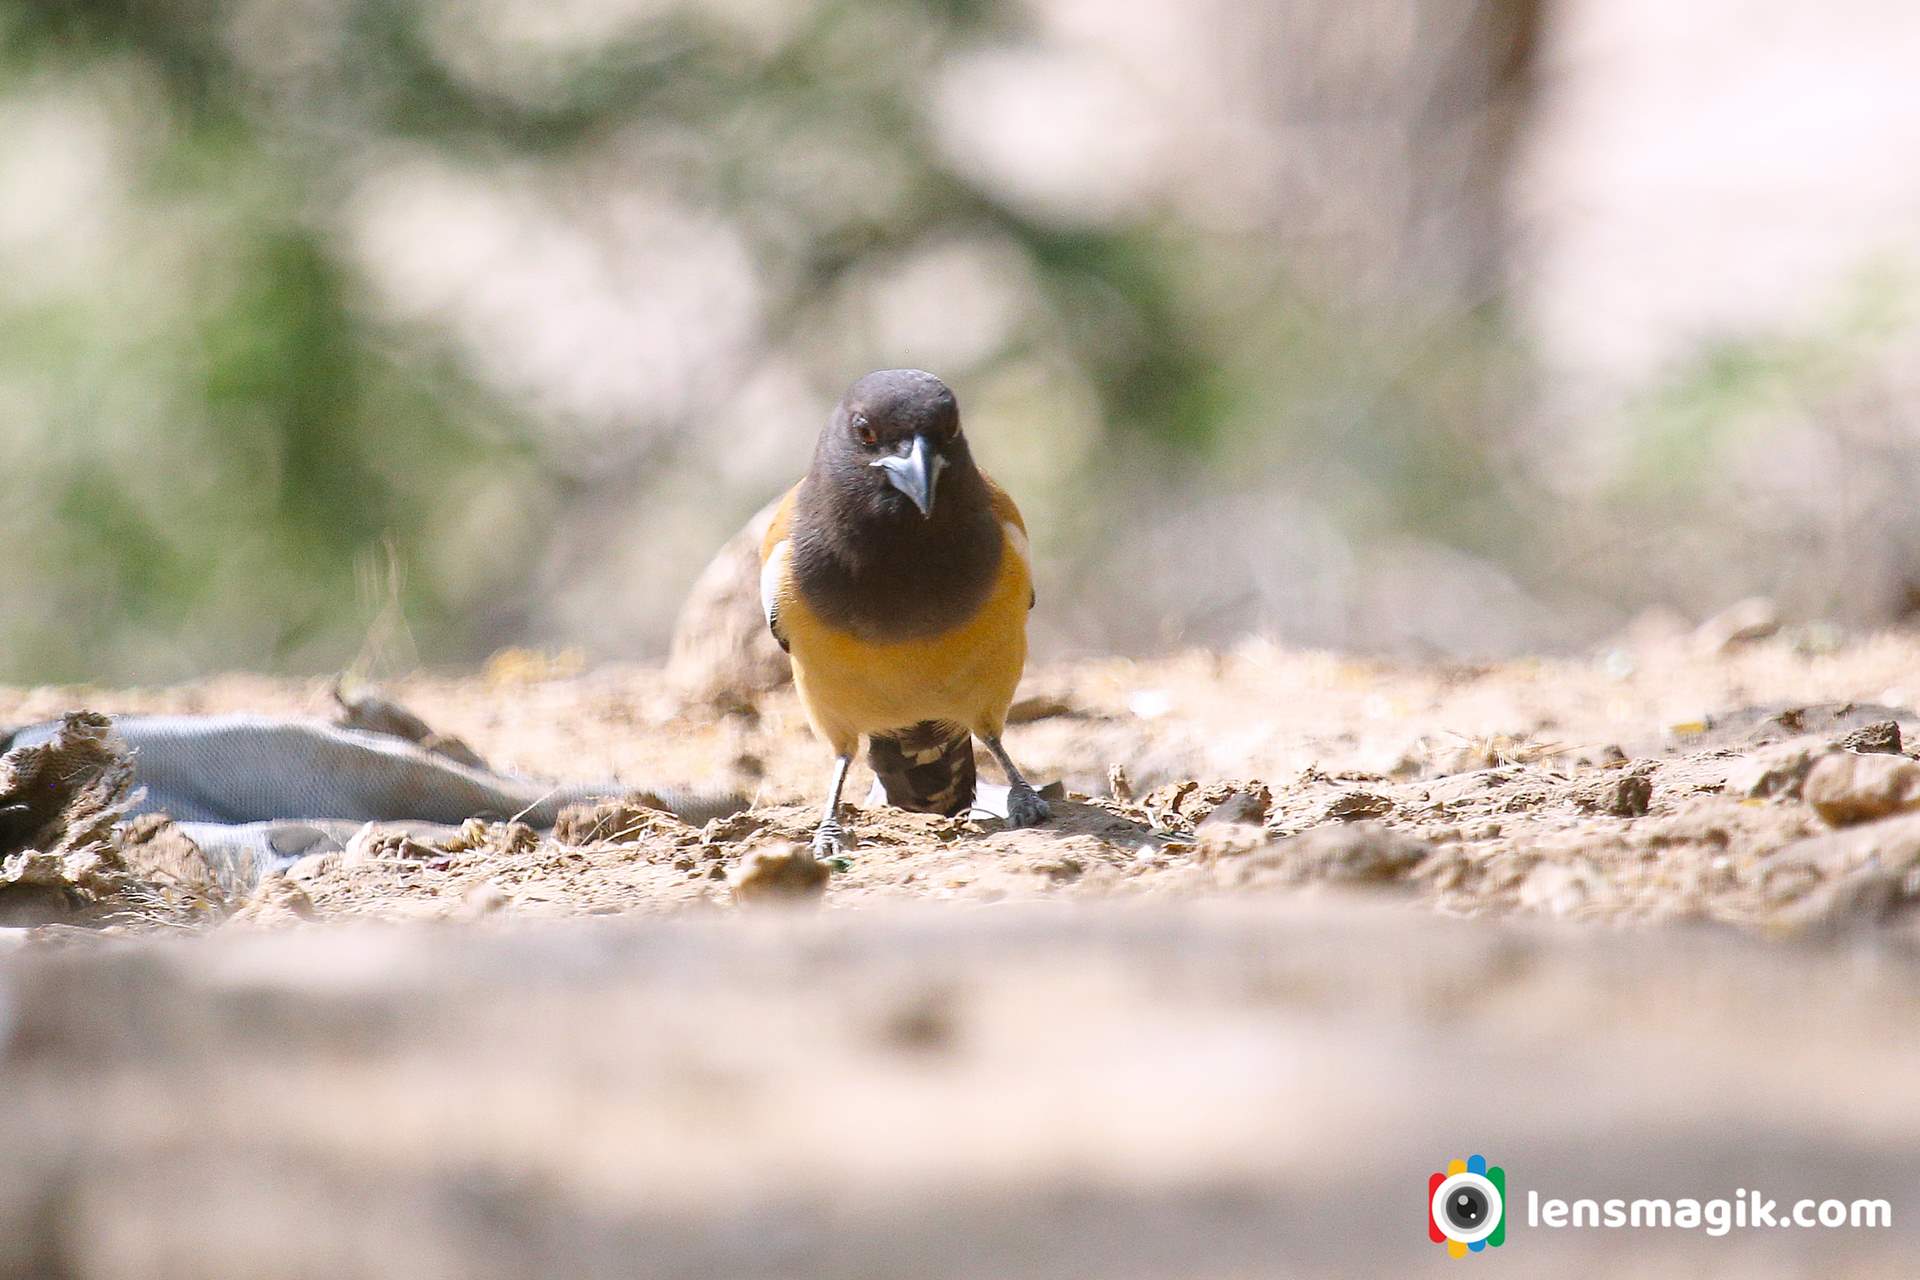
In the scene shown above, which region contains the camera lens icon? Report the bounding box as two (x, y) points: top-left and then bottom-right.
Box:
(1427, 1155), (1506, 1257)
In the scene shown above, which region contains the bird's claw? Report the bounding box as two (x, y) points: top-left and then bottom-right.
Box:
(810, 820), (847, 856)
(1005, 784), (1051, 830)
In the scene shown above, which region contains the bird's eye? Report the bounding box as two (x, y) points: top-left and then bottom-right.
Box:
(854, 417), (877, 447)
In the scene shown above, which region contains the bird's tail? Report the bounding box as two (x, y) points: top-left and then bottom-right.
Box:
(867, 720), (975, 817)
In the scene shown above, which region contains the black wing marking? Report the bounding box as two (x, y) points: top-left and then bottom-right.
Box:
(768, 598), (790, 652)
(762, 540), (791, 652)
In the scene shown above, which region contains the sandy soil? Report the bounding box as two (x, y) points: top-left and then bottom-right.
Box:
(6, 630), (1920, 1276)
(5, 628), (1916, 934)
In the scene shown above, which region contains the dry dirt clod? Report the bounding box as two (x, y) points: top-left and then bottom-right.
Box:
(703, 812), (768, 846)
(0, 713), (133, 860)
(1189, 785), (1278, 859)
(1325, 791), (1393, 822)
(1724, 741), (1828, 800)
(1837, 719), (1903, 754)
(1107, 765), (1135, 802)
(1203, 787), (1273, 827)
(554, 795), (683, 846)
(0, 713), (143, 926)
(346, 826), (447, 865)
(1803, 753), (1920, 826)
(730, 844), (829, 905)
(1575, 771), (1652, 817)
(1149, 781), (1275, 830)
(229, 875), (318, 927)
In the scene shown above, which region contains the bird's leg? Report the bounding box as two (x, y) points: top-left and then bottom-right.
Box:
(811, 754), (854, 855)
(982, 735), (1051, 829)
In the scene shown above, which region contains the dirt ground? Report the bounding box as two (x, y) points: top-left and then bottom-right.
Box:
(6, 628), (1920, 1276)
(5, 626), (1917, 934)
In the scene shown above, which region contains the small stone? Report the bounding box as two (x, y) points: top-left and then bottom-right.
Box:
(730, 844), (829, 905)
(1576, 771), (1652, 817)
(1106, 765), (1135, 802)
(1724, 742), (1826, 800)
(1201, 787), (1274, 827)
(1838, 720), (1903, 755)
(1803, 753), (1920, 826)
(1151, 781), (1274, 828)
(1325, 791), (1394, 822)
(702, 811), (768, 846)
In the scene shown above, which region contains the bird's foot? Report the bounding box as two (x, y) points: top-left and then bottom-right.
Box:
(810, 818), (847, 856)
(1005, 783), (1052, 830)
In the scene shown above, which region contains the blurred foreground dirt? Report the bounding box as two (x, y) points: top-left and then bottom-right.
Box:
(6, 632), (1920, 1275)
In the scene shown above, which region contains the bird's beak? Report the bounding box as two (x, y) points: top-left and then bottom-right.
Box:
(871, 434), (945, 518)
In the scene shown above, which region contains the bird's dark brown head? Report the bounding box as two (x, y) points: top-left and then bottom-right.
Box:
(792, 368), (1002, 640)
(812, 368), (977, 522)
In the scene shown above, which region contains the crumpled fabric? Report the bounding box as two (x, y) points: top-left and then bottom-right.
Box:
(0, 712), (744, 891)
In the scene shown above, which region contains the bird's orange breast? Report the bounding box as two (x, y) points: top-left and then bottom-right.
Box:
(766, 512), (1032, 754)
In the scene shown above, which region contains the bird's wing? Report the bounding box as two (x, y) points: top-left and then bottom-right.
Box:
(758, 483), (800, 652)
(981, 473), (1035, 610)
(982, 473), (1026, 535)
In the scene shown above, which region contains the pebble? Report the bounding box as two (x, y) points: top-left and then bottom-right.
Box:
(1803, 753), (1920, 826)
(730, 844), (829, 905)
(1723, 742), (1826, 800)
(1837, 720), (1902, 755)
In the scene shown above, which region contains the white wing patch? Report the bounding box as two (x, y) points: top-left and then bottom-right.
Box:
(1003, 520), (1034, 609)
(760, 539), (791, 646)
(1002, 521), (1031, 574)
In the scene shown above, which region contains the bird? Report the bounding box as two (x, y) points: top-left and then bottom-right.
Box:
(759, 368), (1051, 855)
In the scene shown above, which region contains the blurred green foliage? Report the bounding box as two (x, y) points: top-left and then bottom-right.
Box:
(0, 0), (1545, 680)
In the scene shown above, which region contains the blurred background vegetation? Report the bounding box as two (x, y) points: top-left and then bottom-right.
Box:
(1, 0), (1916, 683)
